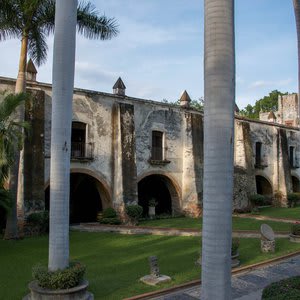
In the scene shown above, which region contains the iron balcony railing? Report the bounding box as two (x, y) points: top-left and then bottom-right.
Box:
(71, 142), (94, 160)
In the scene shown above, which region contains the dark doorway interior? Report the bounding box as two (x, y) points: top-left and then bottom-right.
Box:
(45, 173), (102, 223)
(138, 175), (172, 216)
(292, 176), (300, 192)
(256, 175), (272, 196)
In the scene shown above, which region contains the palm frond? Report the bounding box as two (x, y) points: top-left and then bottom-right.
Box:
(0, 188), (12, 213)
(0, 0), (22, 41)
(28, 27), (48, 66)
(77, 1), (119, 40)
(0, 93), (29, 122)
(34, 0), (55, 36)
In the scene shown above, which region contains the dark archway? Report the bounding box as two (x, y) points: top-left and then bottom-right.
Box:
(138, 174), (179, 216)
(256, 175), (272, 196)
(45, 172), (110, 224)
(292, 176), (300, 192)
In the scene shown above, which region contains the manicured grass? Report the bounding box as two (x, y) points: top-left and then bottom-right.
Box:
(1, 232), (300, 299)
(0, 232), (200, 300)
(139, 217), (291, 232)
(258, 206), (300, 220)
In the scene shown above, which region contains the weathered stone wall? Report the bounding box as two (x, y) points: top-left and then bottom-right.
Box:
(1, 76), (300, 217)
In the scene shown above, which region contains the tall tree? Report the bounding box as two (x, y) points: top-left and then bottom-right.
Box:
(293, 0), (300, 122)
(48, 0), (77, 270)
(239, 90), (287, 119)
(0, 93), (29, 238)
(201, 0), (235, 299)
(0, 0), (119, 239)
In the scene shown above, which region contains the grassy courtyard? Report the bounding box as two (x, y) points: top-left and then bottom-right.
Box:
(257, 206), (300, 220)
(1, 232), (300, 299)
(139, 216), (292, 232)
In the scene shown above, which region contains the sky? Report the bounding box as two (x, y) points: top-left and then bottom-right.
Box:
(0, 0), (298, 109)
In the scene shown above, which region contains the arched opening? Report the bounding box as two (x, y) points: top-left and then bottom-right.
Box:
(45, 172), (111, 224)
(292, 176), (300, 192)
(256, 175), (272, 196)
(138, 174), (180, 216)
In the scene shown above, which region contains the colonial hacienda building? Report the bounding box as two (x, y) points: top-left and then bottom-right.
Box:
(1, 62), (300, 223)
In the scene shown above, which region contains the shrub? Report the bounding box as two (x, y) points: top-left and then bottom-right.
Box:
(125, 204), (143, 223)
(287, 193), (300, 207)
(231, 238), (240, 256)
(32, 261), (85, 290)
(249, 194), (265, 206)
(102, 207), (117, 218)
(262, 276), (300, 299)
(233, 207), (251, 214)
(100, 217), (121, 225)
(26, 211), (49, 233)
(291, 223), (300, 235)
(97, 208), (121, 224)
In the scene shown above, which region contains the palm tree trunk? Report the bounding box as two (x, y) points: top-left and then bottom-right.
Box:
(4, 36), (28, 239)
(293, 0), (300, 122)
(15, 36), (28, 94)
(48, 0), (77, 271)
(201, 0), (235, 299)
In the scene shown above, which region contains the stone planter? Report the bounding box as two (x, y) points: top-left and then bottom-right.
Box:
(148, 206), (156, 219)
(289, 234), (300, 243)
(23, 280), (93, 300)
(231, 252), (240, 268)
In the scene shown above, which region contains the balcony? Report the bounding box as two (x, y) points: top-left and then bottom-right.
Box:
(71, 142), (94, 161)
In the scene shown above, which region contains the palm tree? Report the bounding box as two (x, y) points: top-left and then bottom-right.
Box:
(0, 93), (29, 239)
(201, 0), (235, 299)
(0, 0), (119, 239)
(293, 0), (300, 121)
(48, 0), (77, 270)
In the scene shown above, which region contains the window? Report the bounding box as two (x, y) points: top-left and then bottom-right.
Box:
(71, 122), (86, 158)
(151, 131), (163, 161)
(290, 146), (295, 168)
(255, 142), (262, 166)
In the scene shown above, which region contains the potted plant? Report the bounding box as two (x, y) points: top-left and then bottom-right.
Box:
(290, 222), (300, 242)
(148, 198), (158, 219)
(24, 262), (93, 299)
(231, 238), (240, 268)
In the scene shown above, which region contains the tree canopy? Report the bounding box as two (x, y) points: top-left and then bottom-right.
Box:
(239, 90), (288, 119)
(0, 0), (119, 67)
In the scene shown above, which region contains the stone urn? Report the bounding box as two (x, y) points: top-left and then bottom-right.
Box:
(23, 280), (93, 300)
(289, 234), (300, 243)
(148, 206), (156, 219)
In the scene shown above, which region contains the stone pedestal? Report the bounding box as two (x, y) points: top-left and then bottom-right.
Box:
(148, 206), (155, 219)
(140, 255), (171, 286)
(140, 274), (171, 286)
(261, 240), (275, 253)
(23, 280), (93, 300)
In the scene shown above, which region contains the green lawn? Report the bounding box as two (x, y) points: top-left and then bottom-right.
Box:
(257, 206), (300, 220)
(139, 217), (291, 232)
(1, 232), (300, 299)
